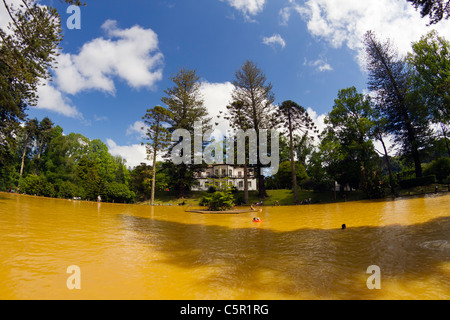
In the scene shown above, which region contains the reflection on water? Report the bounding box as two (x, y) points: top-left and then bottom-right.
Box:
(0, 192), (449, 299)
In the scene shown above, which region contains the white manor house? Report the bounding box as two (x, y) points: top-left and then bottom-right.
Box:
(192, 164), (257, 191)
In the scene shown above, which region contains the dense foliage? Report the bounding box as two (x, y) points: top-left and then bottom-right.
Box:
(199, 180), (235, 211)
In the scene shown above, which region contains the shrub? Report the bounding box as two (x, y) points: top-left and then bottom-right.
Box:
(399, 175), (436, 189)
(301, 179), (332, 192)
(20, 174), (55, 197)
(200, 190), (235, 211)
(443, 175), (450, 184)
(105, 182), (135, 203)
(423, 158), (450, 183)
(56, 180), (84, 199)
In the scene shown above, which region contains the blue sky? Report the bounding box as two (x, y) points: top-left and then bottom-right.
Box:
(8, 0), (449, 167)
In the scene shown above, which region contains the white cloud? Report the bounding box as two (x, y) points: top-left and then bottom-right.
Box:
(0, 0), (25, 32)
(94, 115), (108, 122)
(200, 81), (235, 137)
(278, 0), (297, 26)
(55, 20), (164, 95)
(126, 120), (147, 138)
(304, 57), (333, 72)
(285, 0), (450, 68)
(31, 20), (165, 120)
(373, 134), (398, 157)
(34, 81), (82, 118)
(262, 34), (286, 49)
(306, 107), (327, 145)
(221, 0), (265, 19)
(106, 138), (151, 169)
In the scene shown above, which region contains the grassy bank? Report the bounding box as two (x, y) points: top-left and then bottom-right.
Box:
(140, 183), (450, 206)
(140, 189), (366, 206)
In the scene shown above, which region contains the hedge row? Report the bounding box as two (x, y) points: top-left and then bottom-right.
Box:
(399, 175), (436, 189)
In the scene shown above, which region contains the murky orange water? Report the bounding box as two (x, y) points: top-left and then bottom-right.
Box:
(0, 192), (449, 300)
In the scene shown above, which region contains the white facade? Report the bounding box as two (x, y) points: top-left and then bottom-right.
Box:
(192, 165), (257, 191)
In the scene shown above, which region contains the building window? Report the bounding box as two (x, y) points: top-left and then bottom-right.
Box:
(239, 181), (243, 188)
(222, 169), (226, 176)
(238, 171), (242, 177)
(229, 169), (232, 176)
(215, 169), (218, 175)
(248, 181), (251, 188)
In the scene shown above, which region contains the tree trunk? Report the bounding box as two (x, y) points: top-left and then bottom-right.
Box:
(19, 134), (29, 186)
(35, 136), (45, 175)
(243, 163), (249, 204)
(334, 181), (336, 201)
(179, 164), (186, 198)
(368, 33), (422, 178)
(441, 123), (450, 156)
(288, 113), (298, 204)
(151, 150), (157, 205)
(379, 136), (396, 196)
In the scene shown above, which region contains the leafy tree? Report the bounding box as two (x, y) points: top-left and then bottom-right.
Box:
(314, 138), (344, 199)
(199, 179), (235, 211)
(423, 157), (450, 182)
(231, 60), (276, 198)
(321, 87), (382, 198)
(20, 174), (55, 197)
(407, 30), (450, 154)
(75, 156), (105, 201)
(0, 0), (85, 186)
(35, 117), (54, 174)
(364, 30), (431, 178)
(130, 163), (153, 201)
(18, 118), (38, 184)
(161, 68), (211, 198)
(142, 106), (173, 205)
(371, 111), (396, 195)
(407, 0), (450, 24)
(41, 130), (90, 184)
(266, 160), (308, 190)
(277, 100), (317, 204)
(105, 182), (135, 203)
(56, 180), (83, 199)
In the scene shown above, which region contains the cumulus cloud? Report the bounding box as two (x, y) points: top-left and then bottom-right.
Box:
(0, 0), (25, 32)
(55, 20), (164, 95)
(126, 120), (147, 138)
(306, 107), (327, 144)
(221, 0), (265, 19)
(32, 20), (164, 120)
(200, 81), (235, 137)
(283, 0), (450, 68)
(35, 80), (82, 118)
(106, 138), (151, 168)
(262, 33), (286, 49)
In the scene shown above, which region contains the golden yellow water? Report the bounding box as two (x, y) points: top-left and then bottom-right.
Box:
(0, 192), (449, 300)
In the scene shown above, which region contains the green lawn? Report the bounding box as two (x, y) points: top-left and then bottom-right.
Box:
(140, 188), (366, 206)
(139, 183), (450, 206)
